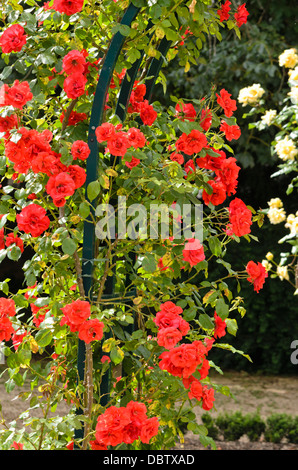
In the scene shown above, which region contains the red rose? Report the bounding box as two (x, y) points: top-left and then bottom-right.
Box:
(199, 108), (212, 131)
(175, 102), (196, 122)
(154, 311), (181, 330)
(53, 0), (84, 15)
(128, 82), (146, 113)
(67, 164), (86, 188)
(216, 88), (237, 117)
(170, 152), (184, 164)
(31, 151), (58, 176)
(197, 357), (210, 380)
(0, 228), (5, 250)
(95, 122), (116, 143)
(16, 204), (50, 237)
(3, 80), (33, 109)
(139, 100), (157, 126)
(106, 131), (130, 157)
(5, 233), (24, 253)
(220, 120), (241, 141)
(0, 24), (27, 54)
(176, 129), (207, 155)
(217, 0), (231, 22)
(0, 114), (18, 138)
(71, 140), (90, 161)
(95, 406), (131, 447)
(89, 440), (107, 450)
(62, 49), (86, 75)
(126, 400), (147, 425)
(157, 327), (183, 349)
(127, 127), (146, 149)
(63, 72), (87, 99)
(182, 238), (205, 266)
(161, 341), (207, 379)
(159, 301), (183, 316)
(78, 318), (104, 343)
(202, 179), (227, 206)
(46, 172), (76, 206)
(213, 312), (227, 339)
(215, 156), (240, 196)
(234, 3), (249, 27)
(226, 197), (252, 237)
(246, 260), (268, 293)
(11, 441), (24, 450)
(140, 417), (159, 444)
(196, 148), (226, 171)
(184, 159), (196, 177)
(31, 303), (49, 328)
(60, 110), (87, 126)
(0, 317), (14, 342)
(124, 156), (140, 169)
(202, 386), (215, 410)
(0, 298), (16, 318)
(188, 378), (203, 401)
(131, 82), (146, 102)
(12, 329), (27, 351)
(60, 299), (91, 332)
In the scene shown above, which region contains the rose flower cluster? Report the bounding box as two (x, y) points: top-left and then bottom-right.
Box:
(166, 87), (267, 292)
(155, 302), (228, 411)
(94, 80), (156, 168)
(0, 297), (16, 342)
(95, 401), (159, 448)
(60, 299), (104, 344)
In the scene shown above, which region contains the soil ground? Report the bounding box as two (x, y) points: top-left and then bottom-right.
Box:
(180, 369), (298, 450)
(1, 367), (298, 450)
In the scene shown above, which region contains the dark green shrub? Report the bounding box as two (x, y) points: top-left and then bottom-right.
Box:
(215, 411), (246, 441)
(201, 413), (219, 440)
(264, 413), (294, 443)
(288, 417), (298, 444)
(243, 413), (266, 441)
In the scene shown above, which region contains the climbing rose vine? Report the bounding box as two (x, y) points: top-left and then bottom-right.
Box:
(0, 0), (262, 452)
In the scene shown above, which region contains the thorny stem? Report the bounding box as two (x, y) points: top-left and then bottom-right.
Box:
(58, 206), (93, 450)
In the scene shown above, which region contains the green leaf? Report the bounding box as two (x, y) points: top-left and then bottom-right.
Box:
(87, 181), (101, 201)
(142, 254), (157, 273)
(198, 313), (214, 330)
(35, 329), (53, 348)
(62, 238), (77, 256)
(208, 236), (222, 257)
(110, 346), (124, 365)
(17, 349), (32, 366)
(215, 298), (229, 319)
(79, 202), (90, 219)
(226, 318), (238, 336)
(7, 245), (22, 261)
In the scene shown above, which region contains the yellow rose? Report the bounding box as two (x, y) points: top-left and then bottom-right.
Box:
(267, 207), (286, 224)
(238, 83), (265, 106)
(288, 86), (298, 105)
(266, 252), (274, 261)
(276, 265), (289, 281)
(268, 198), (283, 209)
(275, 136), (298, 161)
(289, 66), (298, 83)
(279, 48), (298, 69)
(261, 109), (277, 126)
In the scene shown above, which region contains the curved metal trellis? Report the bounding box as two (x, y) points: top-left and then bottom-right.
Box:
(74, 2), (172, 444)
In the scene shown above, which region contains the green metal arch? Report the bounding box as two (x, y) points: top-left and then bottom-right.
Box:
(74, 2), (172, 445)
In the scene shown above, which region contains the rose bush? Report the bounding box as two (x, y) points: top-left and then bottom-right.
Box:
(0, 0), (263, 451)
(238, 47), (298, 293)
